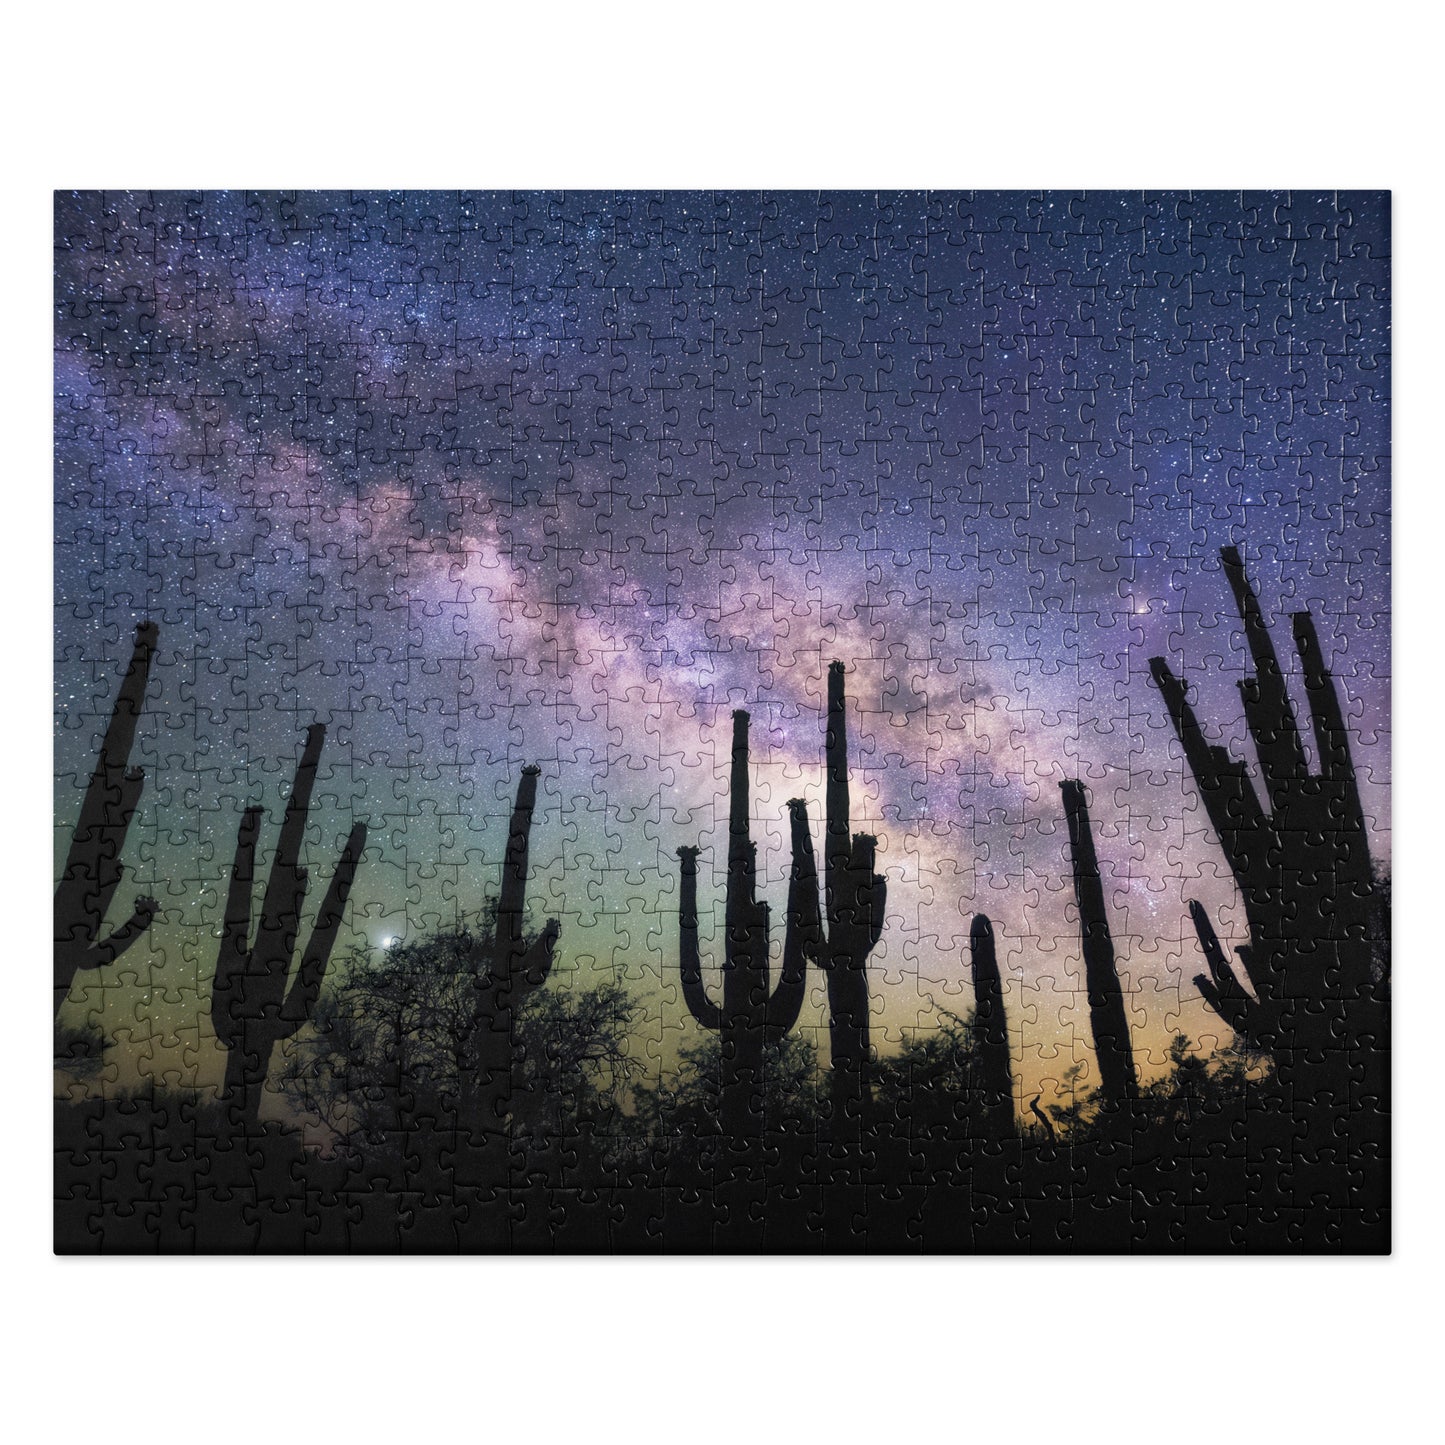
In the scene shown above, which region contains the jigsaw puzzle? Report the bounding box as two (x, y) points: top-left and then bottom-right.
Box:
(53, 190), (1390, 1253)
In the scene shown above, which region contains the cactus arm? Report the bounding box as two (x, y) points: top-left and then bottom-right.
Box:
(221, 806), (261, 962)
(1194, 972), (1256, 1038)
(1292, 610), (1359, 794)
(1238, 678), (1307, 813)
(1291, 610), (1375, 903)
(1148, 655), (1272, 892)
(274, 725), (326, 870)
(1028, 1093), (1057, 1142)
(1188, 899), (1261, 1035)
(211, 728), (365, 1125)
(54, 623), (160, 1013)
(92, 621), (159, 774)
(211, 805), (262, 1048)
(676, 845), (723, 1030)
(1149, 657), (1267, 828)
(869, 874), (887, 950)
(1222, 547), (1311, 807)
(1189, 897), (1262, 1004)
(853, 834), (887, 951)
(62, 624), (158, 895)
(255, 725), (325, 974)
(87, 895), (160, 969)
(767, 799), (818, 1038)
(830, 833), (885, 955)
(278, 821), (368, 1034)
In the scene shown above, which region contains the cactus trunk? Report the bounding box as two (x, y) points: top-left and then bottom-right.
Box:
(818, 662), (885, 1136)
(1059, 780), (1139, 1109)
(675, 711), (809, 1141)
(969, 914), (1015, 1138)
(54, 622), (160, 1016)
(211, 724), (367, 1129)
(472, 765), (559, 1142)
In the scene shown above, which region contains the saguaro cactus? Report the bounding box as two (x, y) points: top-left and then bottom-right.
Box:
(212, 724), (367, 1128)
(817, 662), (887, 1127)
(54, 621), (160, 1017)
(472, 765), (560, 1136)
(969, 914), (1015, 1138)
(676, 712), (810, 1139)
(1059, 780), (1139, 1109)
(1149, 547), (1381, 1097)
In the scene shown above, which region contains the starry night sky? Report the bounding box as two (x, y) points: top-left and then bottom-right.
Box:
(54, 190), (1391, 1104)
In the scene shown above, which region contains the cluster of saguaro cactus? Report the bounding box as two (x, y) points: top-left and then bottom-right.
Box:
(54, 622), (161, 1018)
(675, 712), (809, 1139)
(1059, 780), (1140, 1109)
(968, 915), (1015, 1139)
(212, 724), (367, 1128)
(470, 765), (560, 1137)
(675, 663), (887, 1138)
(1149, 547), (1382, 1093)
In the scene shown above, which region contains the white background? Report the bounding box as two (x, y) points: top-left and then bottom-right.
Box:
(3, 3), (1437, 1442)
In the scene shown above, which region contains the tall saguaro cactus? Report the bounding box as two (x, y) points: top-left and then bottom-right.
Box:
(969, 914), (1015, 1139)
(212, 724), (367, 1128)
(816, 661), (887, 1128)
(1149, 547), (1381, 1097)
(472, 765), (560, 1137)
(54, 621), (160, 1017)
(1059, 780), (1139, 1109)
(676, 712), (809, 1140)
(768, 662), (888, 1131)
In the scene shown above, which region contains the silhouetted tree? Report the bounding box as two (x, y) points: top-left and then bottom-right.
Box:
(54, 621), (160, 1017)
(1059, 780), (1139, 1109)
(639, 1032), (824, 1146)
(211, 724), (367, 1129)
(1150, 548), (1385, 1129)
(281, 918), (639, 1155)
(1042, 1060), (1100, 1140)
(1368, 863), (1392, 990)
(1027, 1094), (1057, 1143)
(54, 1018), (114, 1083)
(675, 711), (809, 1140)
(873, 1008), (991, 1138)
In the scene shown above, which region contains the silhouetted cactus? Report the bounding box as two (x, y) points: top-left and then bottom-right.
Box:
(1059, 780), (1139, 1109)
(969, 914), (1015, 1138)
(797, 661), (887, 1132)
(676, 711), (808, 1139)
(212, 724), (366, 1128)
(54, 621), (160, 1018)
(1150, 547), (1382, 1096)
(472, 765), (560, 1136)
